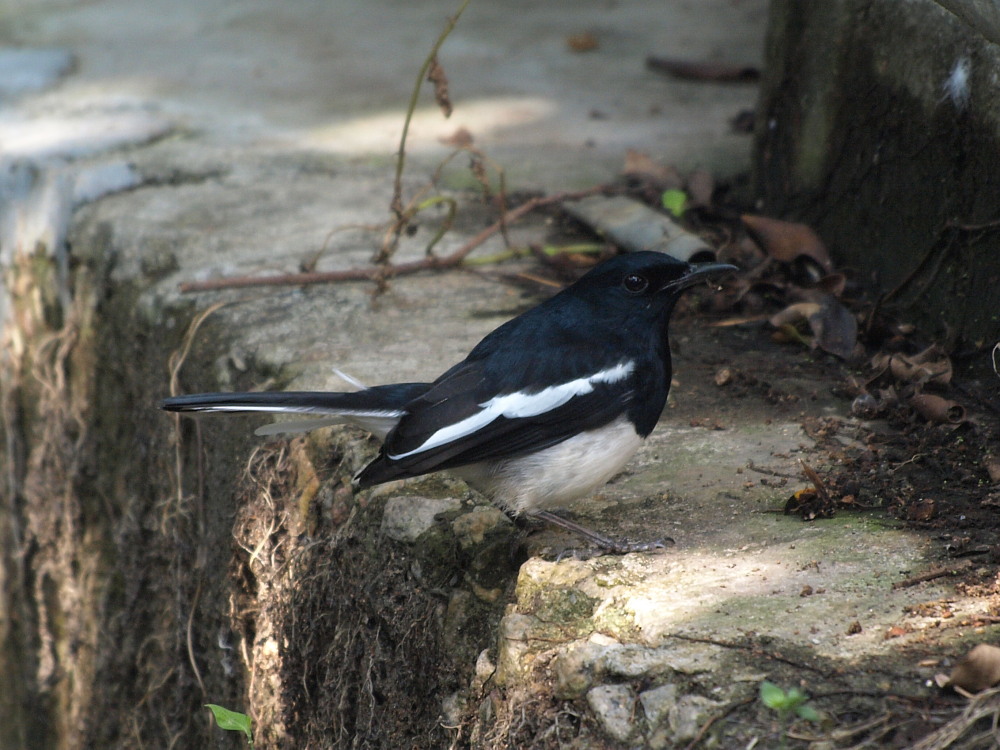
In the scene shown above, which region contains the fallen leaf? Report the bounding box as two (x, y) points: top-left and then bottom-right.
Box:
(439, 126), (474, 148)
(909, 393), (965, 424)
(685, 168), (714, 209)
(769, 296), (858, 360)
(770, 302), (821, 328)
(567, 31), (599, 52)
(773, 324), (811, 347)
(946, 644), (1000, 693)
(815, 272), (847, 297)
(714, 367), (734, 386)
(741, 214), (833, 271)
(708, 314), (772, 327)
(807, 296), (858, 360)
(799, 459), (833, 506)
(986, 457), (1000, 483)
(907, 497), (937, 522)
(872, 345), (953, 387)
(784, 488), (835, 520)
(621, 150), (683, 188)
(645, 56), (760, 82)
(426, 55), (452, 117)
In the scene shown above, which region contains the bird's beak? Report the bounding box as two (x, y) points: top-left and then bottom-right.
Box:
(661, 261), (737, 293)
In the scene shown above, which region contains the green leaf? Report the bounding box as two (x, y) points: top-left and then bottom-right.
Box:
(661, 189), (688, 218)
(205, 704), (252, 740)
(759, 680), (787, 709)
(784, 687), (808, 707)
(796, 703), (821, 722)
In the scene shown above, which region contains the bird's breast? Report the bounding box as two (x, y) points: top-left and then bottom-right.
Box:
(454, 415), (644, 516)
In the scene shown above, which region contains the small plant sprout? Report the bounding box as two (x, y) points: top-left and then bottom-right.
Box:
(205, 704), (254, 747)
(661, 188), (688, 218)
(759, 680), (821, 723)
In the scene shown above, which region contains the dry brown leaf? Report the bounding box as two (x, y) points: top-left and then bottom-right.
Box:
(567, 31), (599, 52)
(645, 56), (761, 82)
(769, 297), (857, 360)
(872, 347), (953, 387)
(907, 497), (937, 521)
(742, 214), (833, 271)
(946, 644), (1000, 693)
(439, 126), (474, 148)
(808, 298), (858, 360)
(707, 313), (772, 327)
(621, 150), (683, 188)
(769, 302), (821, 328)
(685, 169), (715, 209)
(909, 393), (965, 424)
(986, 456), (1000, 483)
(816, 272), (847, 297)
(870, 345), (953, 387)
(426, 55), (452, 118)
(909, 343), (948, 365)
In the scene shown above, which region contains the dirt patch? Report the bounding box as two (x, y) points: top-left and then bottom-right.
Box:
(224, 434), (520, 748)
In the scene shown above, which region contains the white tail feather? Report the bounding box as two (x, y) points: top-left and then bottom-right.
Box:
(254, 413), (401, 440)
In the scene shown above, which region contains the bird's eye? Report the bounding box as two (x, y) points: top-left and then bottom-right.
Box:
(622, 273), (649, 293)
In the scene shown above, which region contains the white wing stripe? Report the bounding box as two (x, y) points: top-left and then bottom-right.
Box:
(387, 361), (634, 460)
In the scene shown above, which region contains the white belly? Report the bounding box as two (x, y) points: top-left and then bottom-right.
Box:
(454, 415), (643, 515)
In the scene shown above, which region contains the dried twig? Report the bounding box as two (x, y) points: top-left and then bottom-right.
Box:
(178, 186), (607, 293)
(909, 686), (1000, 750)
(682, 696), (756, 750)
(891, 558), (974, 590)
(379, 0), (472, 265)
(668, 633), (830, 677)
(799, 459), (833, 505)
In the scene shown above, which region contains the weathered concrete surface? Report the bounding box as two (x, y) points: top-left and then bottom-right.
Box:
(1, 1), (992, 749)
(754, 0), (1000, 349)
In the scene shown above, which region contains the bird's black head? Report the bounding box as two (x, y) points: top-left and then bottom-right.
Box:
(467, 251), (735, 373)
(571, 251), (735, 311)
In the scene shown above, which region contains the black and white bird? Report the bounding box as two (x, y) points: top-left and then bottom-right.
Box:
(162, 251), (734, 553)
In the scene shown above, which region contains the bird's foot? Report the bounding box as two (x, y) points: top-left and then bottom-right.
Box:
(530, 510), (673, 557)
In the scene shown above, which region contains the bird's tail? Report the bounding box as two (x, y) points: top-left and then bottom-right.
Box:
(161, 383), (429, 438)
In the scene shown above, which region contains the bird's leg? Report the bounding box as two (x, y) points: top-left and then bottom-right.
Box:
(531, 510), (673, 555)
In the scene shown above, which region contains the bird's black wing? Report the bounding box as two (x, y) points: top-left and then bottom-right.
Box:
(353, 353), (641, 487)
